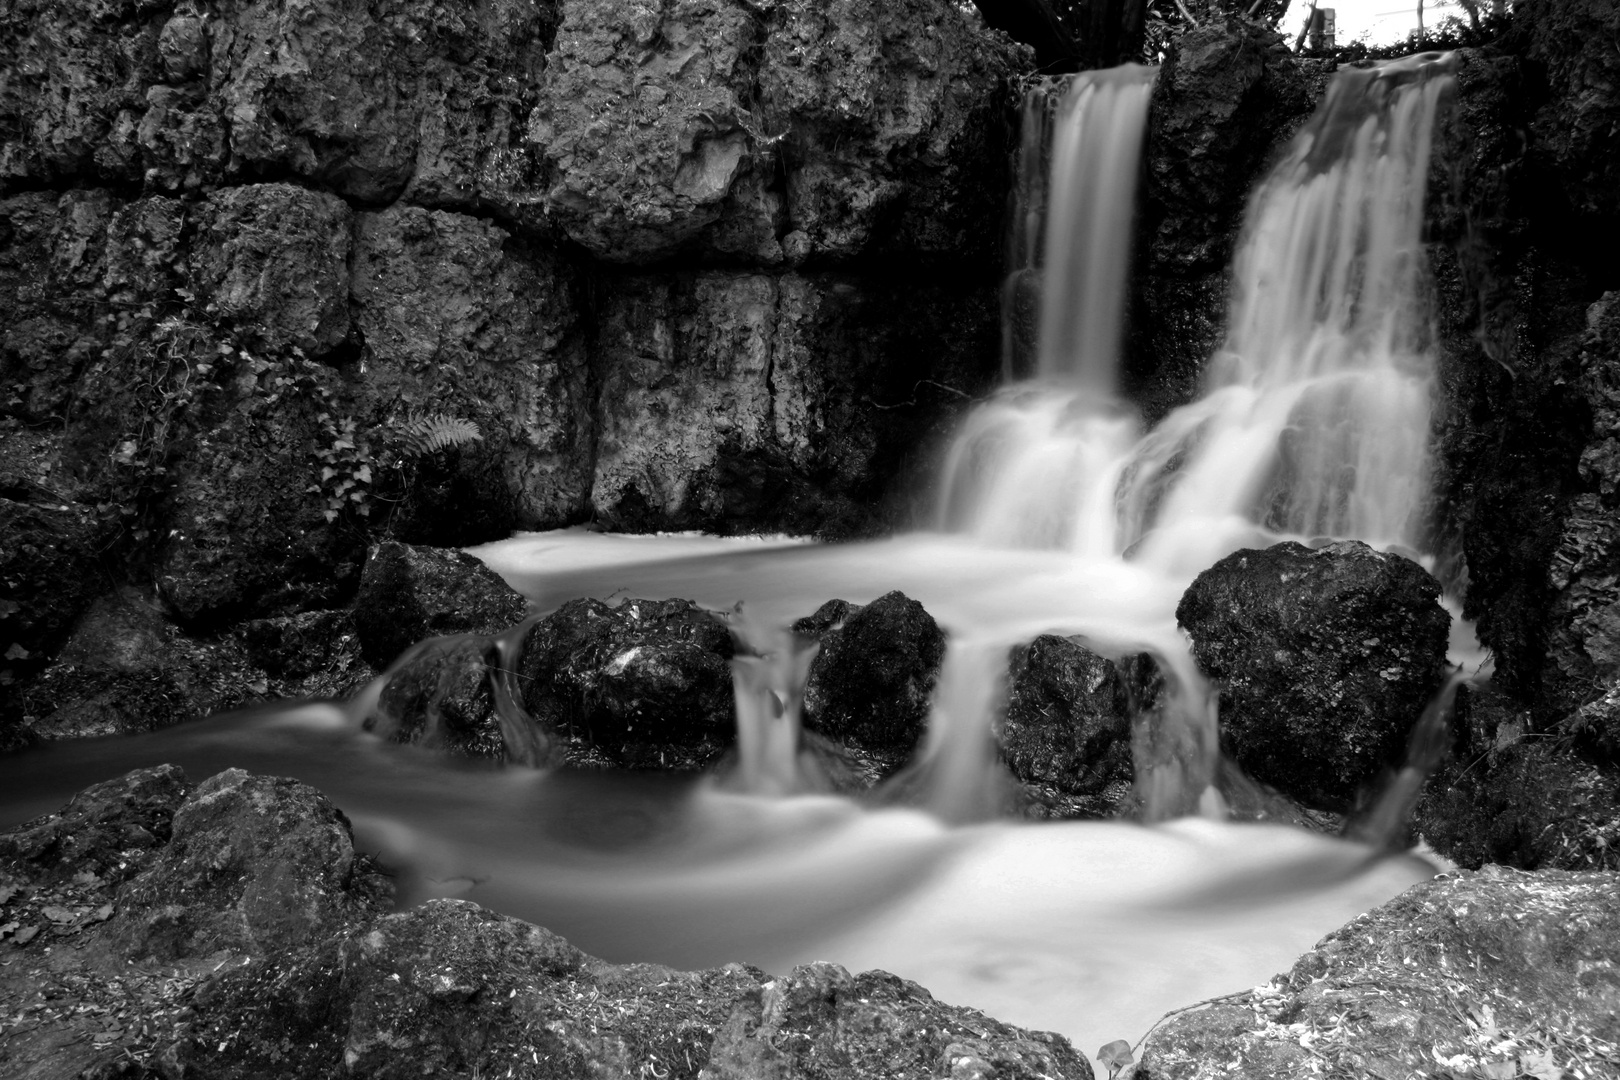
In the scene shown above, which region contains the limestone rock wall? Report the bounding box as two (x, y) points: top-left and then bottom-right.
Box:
(0, 0), (1026, 685)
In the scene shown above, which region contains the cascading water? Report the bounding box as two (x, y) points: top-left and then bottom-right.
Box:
(0, 54), (1463, 1071)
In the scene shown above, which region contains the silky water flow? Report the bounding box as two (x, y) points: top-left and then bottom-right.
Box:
(0, 54), (1463, 1068)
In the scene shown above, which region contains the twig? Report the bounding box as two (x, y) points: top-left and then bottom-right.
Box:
(1131, 988), (1252, 1054)
(1173, 0), (1200, 27)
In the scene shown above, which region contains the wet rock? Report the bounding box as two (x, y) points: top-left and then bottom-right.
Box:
(1414, 683), (1620, 872)
(17, 588), (262, 743)
(1130, 866), (1620, 1080)
(1128, 18), (1324, 418)
(367, 639), (510, 761)
(112, 768), (393, 962)
(802, 591), (945, 759)
(0, 765), (193, 886)
(999, 635), (1134, 818)
(160, 898), (769, 1079)
(351, 205), (592, 537)
(351, 541), (529, 670)
(1176, 541), (1451, 812)
(518, 597), (734, 770)
(189, 184), (352, 357)
(703, 961), (1093, 1080)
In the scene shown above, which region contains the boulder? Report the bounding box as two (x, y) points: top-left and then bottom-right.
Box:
(1414, 683), (1620, 872)
(351, 205), (593, 538)
(1130, 866), (1620, 1080)
(1176, 541), (1451, 812)
(999, 635), (1134, 818)
(367, 638), (512, 761)
(351, 541), (530, 670)
(0, 764), (192, 886)
(517, 597), (734, 769)
(16, 588), (262, 743)
(234, 608), (374, 700)
(801, 591), (945, 759)
(111, 768), (393, 962)
(703, 961), (1093, 1080)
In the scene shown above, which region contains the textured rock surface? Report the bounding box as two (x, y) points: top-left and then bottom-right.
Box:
(518, 597), (735, 769)
(16, 588), (262, 743)
(1130, 866), (1620, 1080)
(0, 764), (192, 886)
(1177, 542), (1451, 811)
(801, 591), (946, 757)
(1415, 683), (1620, 871)
(351, 205), (593, 538)
(111, 768), (393, 962)
(351, 541), (529, 670)
(1523, 0), (1620, 222)
(703, 961), (1095, 1080)
(999, 635), (1134, 818)
(189, 184), (353, 357)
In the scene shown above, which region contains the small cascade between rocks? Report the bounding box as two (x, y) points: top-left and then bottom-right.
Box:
(0, 53), (1467, 1068)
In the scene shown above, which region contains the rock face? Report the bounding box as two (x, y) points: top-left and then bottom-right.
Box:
(351, 541), (530, 670)
(1126, 18), (1324, 418)
(1176, 541), (1451, 812)
(999, 636), (1135, 818)
(800, 591), (946, 760)
(1130, 866), (1620, 1080)
(111, 768), (392, 961)
(518, 597), (736, 769)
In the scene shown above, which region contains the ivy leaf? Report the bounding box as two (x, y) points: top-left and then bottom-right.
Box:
(355, 464), (371, 484)
(1519, 1050), (1563, 1080)
(4, 644), (29, 661)
(1097, 1039), (1134, 1078)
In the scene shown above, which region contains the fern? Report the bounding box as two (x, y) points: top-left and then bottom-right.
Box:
(392, 413), (483, 458)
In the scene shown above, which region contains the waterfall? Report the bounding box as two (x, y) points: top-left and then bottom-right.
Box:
(930, 51), (1456, 815)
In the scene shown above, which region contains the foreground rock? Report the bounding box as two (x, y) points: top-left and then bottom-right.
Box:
(1177, 541), (1451, 812)
(1129, 865), (1620, 1079)
(0, 765), (1095, 1080)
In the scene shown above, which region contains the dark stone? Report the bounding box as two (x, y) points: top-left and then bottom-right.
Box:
(351, 541), (530, 670)
(1523, 0), (1620, 223)
(517, 597), (735, 769)
(234, 608), (376, 702)
(999, 635), (1134, 818)
(704, 962), (1094, 1080)
(1176, 541), (1451, 812)
(1127, 18), (1325, 420)
(1132, 866), (1620, 1079)
(17, 588), (263, 743)
(160, 898), (766, 1080)
(802, 591), (946, 755)
(0, 493), (114, 726)
(1414, 683), (1620, 872)
(367, 639), (511, 761)
(0, 765), (193, 886)
(111, 768), (393, 962)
